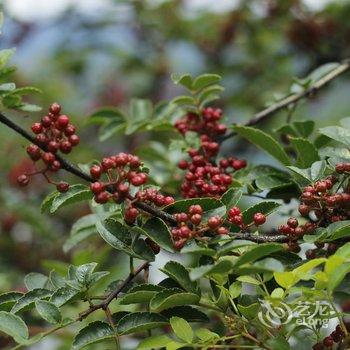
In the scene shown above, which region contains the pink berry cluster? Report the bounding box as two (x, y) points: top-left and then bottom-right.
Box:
(277, 217), (316, 252)
(228, 206), (266, 228)
(298, 176), (350, 223)
(171, 204), (229, 250)
(89, 153), (174, 224)
(171, 204), (267, 250)
(17, 103), (79, 192)
(313, 324), (346, 349)
(175, 107), (247, 198)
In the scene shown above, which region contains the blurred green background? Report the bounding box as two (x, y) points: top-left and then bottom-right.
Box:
(0, 0), (350, 348)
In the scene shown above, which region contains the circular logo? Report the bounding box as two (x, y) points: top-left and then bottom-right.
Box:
(258, 300), (293, 328)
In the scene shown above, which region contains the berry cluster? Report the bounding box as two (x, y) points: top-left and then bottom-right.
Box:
(89, 153), (174, 224)
(175, 107), (247, 198)
(17, 103), (79, 192)
(227, 206), (266, 229)
(298, 176), (350, 223)
(313, 324), (346, 349)
(171, 204), (228, 250)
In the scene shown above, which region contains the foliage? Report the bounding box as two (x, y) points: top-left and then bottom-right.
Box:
(2, 4), (350, 350)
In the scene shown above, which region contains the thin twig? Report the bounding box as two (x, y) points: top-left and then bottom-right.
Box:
(77, 261), (149, 321)
(220, 58), (350, 142)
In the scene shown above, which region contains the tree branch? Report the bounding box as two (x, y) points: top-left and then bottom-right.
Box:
(233, 232), (290, 243)
(77, 261), (150, 321)
(0, 112), (177, 225)
(220, 58), (350, 142)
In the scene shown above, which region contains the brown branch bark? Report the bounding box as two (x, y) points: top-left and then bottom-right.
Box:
(77, 261), (150, 321)
(220, 58), (350, 142)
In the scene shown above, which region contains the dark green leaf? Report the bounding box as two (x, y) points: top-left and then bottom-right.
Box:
(160, 261), (200, 295)
(119, 284), (163, 305)
(117, 312), (168, 335)
(72, 321), (114, 349)
(35, 300), (61, 324)
(233, 125), (291, 165)
(0, 311), (28, 343)
(50, 185), (92, 213)
(142, 218), (174, 253)
(11, 289), (51, 314)
(150, 289), (200, 312)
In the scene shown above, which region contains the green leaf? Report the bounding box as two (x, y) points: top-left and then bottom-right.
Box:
(221, 188), (242, 209)
(319, 126), (350, 147)
(126, 98), (153, 135)
(96, 219), (154, 260)
(117, 312), (168, 335)
(119, 284), (163, 305)
(24, 273), (48, 291)
(35, 300), (61, 324)
(0, 311), (28, 343)
(50, 286), (80, 307)
(11, 86), (41, 95)
(233, 125), (291, 165)
(11, 289), (51, 314)
(0, 49), (15, 69)
(242, 201), (280, 225)
(161, 306), (209, 323)
(192, 74), (221, 91)
(142, 218), (174, 253)
(0, 82), (15, 91)
(89, 107), (125, 124)
(72, 321), (114, 349)
(266, 335), (291, 350)
(150, 289), (200, 312)
(18, 103), (42, 112)
(233, 243), (284, 268)
(290, 137), (319, 168)
(137, 335), (172, 349)
(170, 317), (193, 343)
(307, 63), (340, 83)
(196, 328), (220, 342)
(229, 281), (242, 299)
(160, 261), (200, 295)
(41, 190), (58, 213)
(50, 185), (92, 213)
(171, 95), (196, 106)
(0, 292), (23, 311)
(293, 120), (315, 138)
(171, 73), (193, 89)
(237, 302), (260, 320)
(189, 260), (233, 280)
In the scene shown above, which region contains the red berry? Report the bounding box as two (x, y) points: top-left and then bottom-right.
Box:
(228, 206), (241, 217)
(118, 183), (129, 194)
(179, 226), (191, 238)
(287, 217), (298, 228)
(178, 160), (188, 170)
(94, 191), (109, 204)
(253, 213), (266, 226)
(42, 152), (56, 165)
(312, 343), (324, 350)
(231, 215), (243, 226)
(64, 124), (76, 136)
(56, 182), (70, 193)
(49, 102), (61, 114)
(17, 174), (29, 187)
(90, 165), (102, 179)
(56, 115), (70, 130)
(101, 157), (115, 170)
(60, 141), (72, 154)
(208, 216), (221, 229)
(323, 336), (333, 347)
(90, 182), (105, 194)
(124, 207), (139, 224)
(26, 144), (41, 161)
(47, 141), (59, 153)
(189, 205), (202, 215)
(69, 135), (80, 146)
(191, 214), (202, 225)
(41, 116), (52, 127)
(31, 122), (43, 134)
(216, 226), (228, 235)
